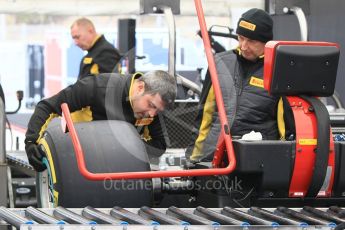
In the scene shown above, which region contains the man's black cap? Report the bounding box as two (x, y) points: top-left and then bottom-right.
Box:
(236, 8), (273, 43)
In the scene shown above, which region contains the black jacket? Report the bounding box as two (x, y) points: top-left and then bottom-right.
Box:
(25, 73), (167, 157)
(78, 35), (121, 79)
(186, 49), (291, 162)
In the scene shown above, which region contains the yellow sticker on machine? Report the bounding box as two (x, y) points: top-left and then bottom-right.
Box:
(299, 139), (317, 145)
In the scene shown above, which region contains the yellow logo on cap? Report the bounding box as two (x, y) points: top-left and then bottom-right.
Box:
(249, 76), (264, 88)
(239, 20), (256, 31)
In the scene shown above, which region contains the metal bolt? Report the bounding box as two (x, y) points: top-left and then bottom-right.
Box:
(290, 60), (295, 66)
(189, 196), (196, 202)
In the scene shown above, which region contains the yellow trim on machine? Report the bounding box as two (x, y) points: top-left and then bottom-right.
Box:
(299, 139), (317, 145)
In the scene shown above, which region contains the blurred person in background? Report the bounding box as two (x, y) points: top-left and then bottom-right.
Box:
(71, 17), (121, 79)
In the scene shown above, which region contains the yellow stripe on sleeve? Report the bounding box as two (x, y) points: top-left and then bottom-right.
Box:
(190, 87), (216, 161)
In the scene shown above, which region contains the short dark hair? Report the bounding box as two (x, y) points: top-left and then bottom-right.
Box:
(138, 70), (177, 110)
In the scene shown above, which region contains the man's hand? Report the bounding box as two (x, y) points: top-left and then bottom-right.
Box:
(25, 143), (47, 172)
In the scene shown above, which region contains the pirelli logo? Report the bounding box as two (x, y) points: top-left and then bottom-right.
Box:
(249, 76), (264, 88)
(299, 139), (317, 145)
(239, 20), (256, 31)
(83, 57), (93, 64)
(135, 117), (154, 126)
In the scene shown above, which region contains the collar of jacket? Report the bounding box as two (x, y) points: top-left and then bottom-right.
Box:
(88, 34), (103, 52)
(126, 72), (144, 108)
(235, 47), (264, 63)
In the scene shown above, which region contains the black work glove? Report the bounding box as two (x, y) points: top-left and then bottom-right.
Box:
(25, 143), (47, 172)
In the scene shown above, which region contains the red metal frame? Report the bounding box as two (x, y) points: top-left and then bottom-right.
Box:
(264, 41), (337, 197)
(59, 0), (236, 181)
(287, 97), (334, 197)
(194, 0), (235, 168)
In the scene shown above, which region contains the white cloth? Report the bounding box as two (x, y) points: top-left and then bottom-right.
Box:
(240, 131), (263, 141)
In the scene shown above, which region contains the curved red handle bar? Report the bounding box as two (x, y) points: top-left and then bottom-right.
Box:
(194, 0), (236, 168)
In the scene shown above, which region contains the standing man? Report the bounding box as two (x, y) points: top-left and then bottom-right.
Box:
(186, 8), (294, 162)
(25, 70), (177, 171)
(71, 17), (121, 79)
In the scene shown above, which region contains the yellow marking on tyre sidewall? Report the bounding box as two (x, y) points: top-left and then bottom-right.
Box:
(39, 138), (59, 206)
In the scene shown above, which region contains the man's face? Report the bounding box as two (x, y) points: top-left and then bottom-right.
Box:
(71, 24), (93, 51)
(131, 83), (165, 119)
(238, 35), (266, 61)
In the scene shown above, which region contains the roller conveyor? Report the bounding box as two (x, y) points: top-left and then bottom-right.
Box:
(0, 206), (343, 229)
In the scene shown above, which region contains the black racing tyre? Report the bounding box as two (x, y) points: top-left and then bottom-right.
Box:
(37, 120), (153, 208)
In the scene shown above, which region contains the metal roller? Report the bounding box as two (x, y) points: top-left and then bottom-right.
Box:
(25, 206), (65, 224)
(222, 206), (278, 226)
(329, 206), (345, 218)
(167, 206), (219, 225)
(0, 206), (342, 229)
(276, 206), (336, 227)
(110, 206), (159, 225)
(249, 207), (307, 227)
(139, 206), (189, 225)
(194, 206), (249, 226)
(82, 206), (128, 225)
(302, 206), (342, 224)
(53, 206), (96, 225)
(0, 206), (35, 229)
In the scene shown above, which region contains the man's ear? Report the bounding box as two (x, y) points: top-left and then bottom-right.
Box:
(136, 81), (145, 94)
